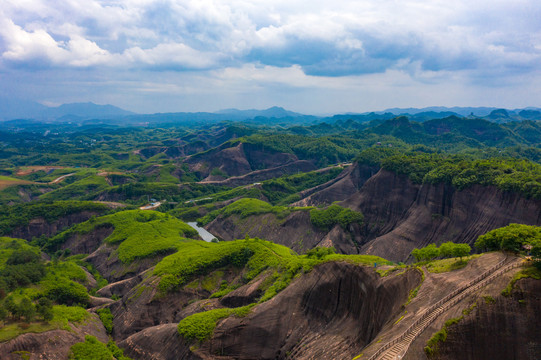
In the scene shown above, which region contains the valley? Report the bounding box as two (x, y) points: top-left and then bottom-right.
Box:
(0, 110), (539, 359)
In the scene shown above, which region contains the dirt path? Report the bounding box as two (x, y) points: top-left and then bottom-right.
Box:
(50, 173), (76, 184)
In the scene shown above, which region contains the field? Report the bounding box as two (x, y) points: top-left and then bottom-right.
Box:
(0, 176), (34, 190)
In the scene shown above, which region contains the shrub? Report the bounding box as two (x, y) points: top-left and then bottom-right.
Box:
(69, 335), (113, 360)
(97, 308), (113, 334)
(309, 204), (363, 231)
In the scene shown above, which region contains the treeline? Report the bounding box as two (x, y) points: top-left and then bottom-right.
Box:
(309, 204), (364, 231)
(355, 149), (541, 199)
(475, 224), (541, 268)
(0, 201), (110, 235)
(411, 242), (471, 262)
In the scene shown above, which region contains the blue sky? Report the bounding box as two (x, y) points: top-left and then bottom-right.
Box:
(1, 0), (541, 114)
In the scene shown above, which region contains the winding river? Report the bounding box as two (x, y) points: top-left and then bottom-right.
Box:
(187, 222), (217, 242)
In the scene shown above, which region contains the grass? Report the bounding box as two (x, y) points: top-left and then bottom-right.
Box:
(501, 265), (541, 296)
(425, 255), (480, 273)
(197, 198), (311, 226)
(97, 308), (113, 334)
(404, 267), (425, 306)
(69, 335), (114, 360)
(46, 209), (199, 263)
(0, 305), (89, 342)
(177, 305), (254, 341)
(155, 237), (388, 305)
(424, 316), (463, 358)
(0, 176), (33, 190)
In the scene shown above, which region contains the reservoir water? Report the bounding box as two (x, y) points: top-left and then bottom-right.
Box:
(187, 222), (217, 242)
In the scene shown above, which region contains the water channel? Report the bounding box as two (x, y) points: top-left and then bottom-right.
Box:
(187, 222), (217, 242)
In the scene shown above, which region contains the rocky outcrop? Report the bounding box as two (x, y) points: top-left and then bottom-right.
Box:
(198, 160), (317, 187)
(85, 243), (169, 283)
(8, 211), (104, 240)
(61, 224), (114, 255)
(118, 262), (421, 360)
(435, 277), (541, 360)
(293, 163), (378, 206)
(341, 169), (541, 262)
(206, 210), (361, 254)
(186, 142), (300, 179)
(110, 268), (242, 341)
(120, 324), (199, 360)
(0, 313), (108, 360)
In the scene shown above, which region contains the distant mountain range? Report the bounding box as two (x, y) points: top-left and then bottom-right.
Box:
(0, 98), (540, 124)
(0, 99), (134, 121)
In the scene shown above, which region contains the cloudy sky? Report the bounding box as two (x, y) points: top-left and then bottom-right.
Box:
(1, 0), (541, 114)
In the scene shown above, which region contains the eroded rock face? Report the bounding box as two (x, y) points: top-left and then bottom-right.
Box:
(120, 324), (200, 360)
(186, 142), (300, 179)
(110, 268), (241, 341)
(203, 263), (420, 360)
(435, 278), (541, 360)
(61, 224), (114, 255)
(7, 211), (104, 240)
(0, 313), (108, 360)
(206, 210), (361, 254)
(341, 169), (541, 262)
(118, 262), (421, 360)
(294, 163), (379, 207)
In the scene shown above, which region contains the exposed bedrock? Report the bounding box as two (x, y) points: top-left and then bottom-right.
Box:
(119, 262), (421, 360)
(341, 169), (541, 262)
(7, 211), (104, 240)
(434, 277), (541, 360)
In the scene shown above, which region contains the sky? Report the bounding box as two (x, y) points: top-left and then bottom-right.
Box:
(1, 0), (541, 114)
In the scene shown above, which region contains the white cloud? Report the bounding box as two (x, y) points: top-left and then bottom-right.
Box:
(1, 0), (541, 111)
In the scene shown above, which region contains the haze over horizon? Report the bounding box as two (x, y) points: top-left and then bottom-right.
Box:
(1, 0), (541, 114)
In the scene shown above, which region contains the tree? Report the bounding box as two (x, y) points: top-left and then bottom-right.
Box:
(411, 244), (440, 262)
(4, 295), (17, 320)
(452, 243), (471, 261)
(438, 242), (455, 258)
(424, 244), (440, 260)
(37, 297), (54, 322)
(18, 297), (35, 322)
(0, 304), (7, 325)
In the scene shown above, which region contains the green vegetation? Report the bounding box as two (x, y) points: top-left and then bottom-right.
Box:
(424, 316), (463, 358)
(0, 240), (46, 293)
(475, 224), (541, 255)
(309, 204), (364, 230)
(177, 305), (253, 341)
(0, 304), (89, 342)
(0, 201), (110, 236)
(411, 242), (471, 262)
(154, 237), (387, 298)
(370, 152), (541, 199)
(45, 210), (198, 263)
(197, 198), (309, 226)
(260, 166), (344, 204)
(69, 335), (113, 360)
(426, 255), (480, 273)
(501, 266), (541, 296)
(97, 308), (113, 334)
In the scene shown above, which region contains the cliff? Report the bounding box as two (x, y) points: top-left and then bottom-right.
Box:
(343, 169), (541, 262)
(434, 277), (541, 360)
(119, 262), (421, 360)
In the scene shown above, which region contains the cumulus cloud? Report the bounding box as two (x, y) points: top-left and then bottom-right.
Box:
(1, 0), (541, 112)
(2, 0), (540, 77)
